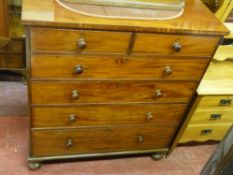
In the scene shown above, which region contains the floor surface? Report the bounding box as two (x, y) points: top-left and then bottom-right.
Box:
(0, 82), (217, 175)
(0, 81), (28, 116)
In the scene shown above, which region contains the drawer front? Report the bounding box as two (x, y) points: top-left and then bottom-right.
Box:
(133, 33), (219, 57)
(189, 108), (233, 125)
(0, 54), (25, 68)
(31, 81), (196, 104)
(0, 40), (24, 54)
(30, 28), (131, 53)
(180, 124), (232, 143)
(198, 96), (233, 108)
(32, 104), (187, 128)
(31, 125), (177, 157)
(31, 55), (209, 80)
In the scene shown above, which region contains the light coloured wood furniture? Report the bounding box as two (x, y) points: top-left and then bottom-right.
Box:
(22, 0), (228, 170)
(179, 60), (233, 143)
(0, 0), (9, 47)
(180, 1), (233, 143)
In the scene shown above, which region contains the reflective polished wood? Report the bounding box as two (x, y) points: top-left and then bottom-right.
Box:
(22, 0), (228, 168)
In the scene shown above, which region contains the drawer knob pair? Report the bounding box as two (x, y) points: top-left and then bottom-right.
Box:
(66, 139), (73, 147)
(71, 90), (80, 99)
(146, 112), (154, 121)
(74, 65), (83, 74)
(172, 41), (182, 52)
(78, 37), (87, 49)
(69, 114), (78, 122)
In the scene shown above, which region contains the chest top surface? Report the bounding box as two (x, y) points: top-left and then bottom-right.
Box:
(22, 0), (228, 35)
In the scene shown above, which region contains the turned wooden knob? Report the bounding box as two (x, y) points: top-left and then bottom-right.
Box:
(66, 139), (73, 147)
(172, 41), (182, 52)
(163, 66), (173, 75)
(74, 65), (83, 74)
(154, 89), (163, 97)
(146, 112), (154, 120)
(69, 114), (77, 122)
(78, 37), (87, 49)
(138, 135), (144, 143)
(71, 90), (79, 99)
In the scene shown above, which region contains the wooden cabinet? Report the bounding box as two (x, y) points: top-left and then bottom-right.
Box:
(0, 0), (9, 47)
(180, 3), (233, 144)
(180, 62), (233, 143)
(22, 0), (228, 169)
(0, 12), (26, 77)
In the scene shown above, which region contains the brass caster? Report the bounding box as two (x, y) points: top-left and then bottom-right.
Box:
(28, 161), (42, 170)
(151, 153), (165, 161)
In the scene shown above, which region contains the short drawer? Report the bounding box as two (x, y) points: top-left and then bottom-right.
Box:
(0, 39), (25, 54)
(198, 96), (233, 108)
(30, 81), (196, 104)
(31, 103), (187, 128)
(179, 124), (232, 143)
(30, 28), (131, 53)
(0, 54), (25, 68)
(31, 55), (209, 80)
(133, 33), (219, 57)
(189, 108), (233, 125)
(31, 125), (177, 157)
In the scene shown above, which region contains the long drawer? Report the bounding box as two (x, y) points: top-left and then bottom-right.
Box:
(133, 33), (219, 57)
(31, 125), (177, 157)
(30, 81), (196, 104)
(30, 28), (131, 53)
(31, 103), (188, 128)
(180, 124), (232, 143)
(31, 55), (209, 80)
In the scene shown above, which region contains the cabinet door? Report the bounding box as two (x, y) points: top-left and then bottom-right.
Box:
(0, 0), (9, 47)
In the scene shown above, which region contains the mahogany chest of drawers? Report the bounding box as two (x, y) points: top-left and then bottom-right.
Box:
(22, 0), (228, 169)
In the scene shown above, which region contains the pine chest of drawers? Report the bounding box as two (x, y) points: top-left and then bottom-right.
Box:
(180, 60), (233, 143)
(22, 0), (228, 169)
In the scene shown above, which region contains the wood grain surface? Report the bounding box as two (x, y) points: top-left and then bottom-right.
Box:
(198, 60), (233, 95)
(31, 103), (187, 128)
(30, 28), (131, 53)
(179, 123), (232, 143)
(189, 107), (233, 125)
(0, 39), (25, 54)
(133, 33), (219, 57)
(0, 0), (9, 47)
(30, 55), (209, 80)
(31, 125), (177, 156)
(22, 0), (229, 35)
(30, 80), (197, 104)
(197, 96), (233, 108)
(0, 54), (25, 68)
